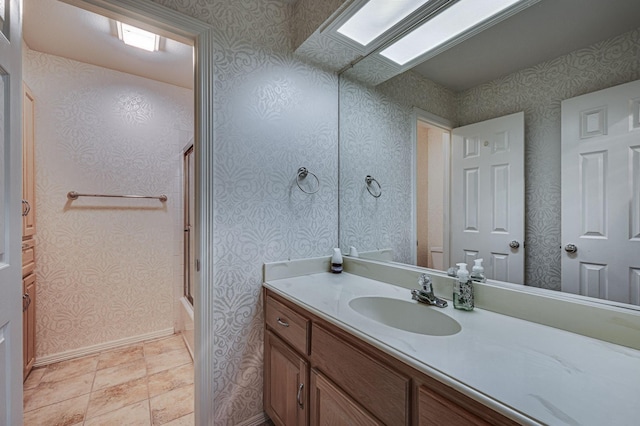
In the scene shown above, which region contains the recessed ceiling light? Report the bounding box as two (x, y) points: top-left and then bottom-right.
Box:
(337, 0), (433, 46)
(380, 0), (524, 65)
(116, 21), (160, 52)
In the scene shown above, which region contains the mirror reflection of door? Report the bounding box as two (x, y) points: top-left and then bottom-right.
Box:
(183, 144), (195, 305)
(450, 112), (525, 283)
(561, 79), (640, 305)
(415, 119), (450, 270)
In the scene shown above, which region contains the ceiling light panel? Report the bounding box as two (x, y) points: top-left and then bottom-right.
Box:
(117, 22), (160, 52)
(337, 0), (433, 46)
(381, 0), (523, 65)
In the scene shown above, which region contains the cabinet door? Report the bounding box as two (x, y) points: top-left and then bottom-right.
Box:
(311, 324), (409, 425)
(23, 273), (36, 380)
(417, 385), (492, 426)
(22, 83), (36, 239)
(264, 331), (308, 426)
(310, 370), (381, 426)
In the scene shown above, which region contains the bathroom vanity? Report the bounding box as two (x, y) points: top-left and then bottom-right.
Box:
(263, 257), (640, 425)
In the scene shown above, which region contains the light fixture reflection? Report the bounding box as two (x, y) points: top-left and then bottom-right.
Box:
(337, 0), (432, 46)
(381, 0), (523, 65)
(117, 22), (160, 52)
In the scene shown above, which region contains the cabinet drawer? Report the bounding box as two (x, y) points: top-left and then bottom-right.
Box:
(266, 295), (310, 355)
(311, 324), (409, 426)
(22, 240), (35, 278)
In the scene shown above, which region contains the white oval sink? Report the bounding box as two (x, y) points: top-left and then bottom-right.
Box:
(348, 296), (461, 336)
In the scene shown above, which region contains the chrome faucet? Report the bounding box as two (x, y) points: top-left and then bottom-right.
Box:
(411, 274), (448, 308)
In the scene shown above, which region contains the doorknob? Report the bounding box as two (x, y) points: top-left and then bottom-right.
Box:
(509, 240), (520, 249)
(564, 243), (578, 253)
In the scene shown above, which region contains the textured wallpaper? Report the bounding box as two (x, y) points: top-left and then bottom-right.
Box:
(23, 48), (193, 357)
(148, 1), (338, 424)
(457, 27), (640, 290)
(339, 71), (456, 264)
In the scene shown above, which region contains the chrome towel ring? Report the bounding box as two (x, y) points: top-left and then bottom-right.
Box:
(296, 167), (320, 194)
(365, 175), (382, 198)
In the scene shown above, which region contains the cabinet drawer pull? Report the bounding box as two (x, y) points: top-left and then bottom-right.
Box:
(276, 317), (289, 327)
(297, 383), (304, 408)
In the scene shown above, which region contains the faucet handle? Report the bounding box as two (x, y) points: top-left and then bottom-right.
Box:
(418, 274), (432, 292)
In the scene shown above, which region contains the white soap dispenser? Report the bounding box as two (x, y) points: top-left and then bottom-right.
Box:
(471, 258), (486, 283)
(454, 262), (474, 311)
(331, 248), (343, 273)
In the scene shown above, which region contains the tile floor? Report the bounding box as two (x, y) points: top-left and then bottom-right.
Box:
(23, 334), (194, 426)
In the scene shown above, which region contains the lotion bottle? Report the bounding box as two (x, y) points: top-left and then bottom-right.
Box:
(331, 248), (343, 273)
(471, 258), (486, 283)
(454, 262), (474, 311)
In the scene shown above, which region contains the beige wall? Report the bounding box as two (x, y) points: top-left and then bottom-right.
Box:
(416, 122), (445, 269)
(416, 122), (429, 267)
(24, 48), (193, 358)
(426, 126), (444, 270)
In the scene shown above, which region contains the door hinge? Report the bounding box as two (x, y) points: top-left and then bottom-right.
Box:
(196, 259), (201, 272)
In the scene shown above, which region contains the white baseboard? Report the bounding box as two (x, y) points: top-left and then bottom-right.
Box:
(235, 412), (268, 426)
(180, 331), (194, 361)
(34, 328), (175, 367)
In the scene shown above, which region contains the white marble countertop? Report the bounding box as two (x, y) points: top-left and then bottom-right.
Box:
(264, 272), (640, 426)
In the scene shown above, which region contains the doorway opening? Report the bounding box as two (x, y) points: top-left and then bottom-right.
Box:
(24, 1), (205, 422)
(413, 111), (452, 271)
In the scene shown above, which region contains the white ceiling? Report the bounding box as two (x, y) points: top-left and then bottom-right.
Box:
(23, 0), (640, 93)
(412, 0), (640, 91)
(23, 0), (194, 89)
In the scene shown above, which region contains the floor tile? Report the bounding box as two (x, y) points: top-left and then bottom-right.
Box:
(84, 400), (151, 426)
(161, 412), (194, 426)
(40, 354), (99, 384)
(24, 336), (194, 425)
(146, 347), (192, 376)
(149, 384), (193, 425)
(93, 358), (147, 391)
(148, 363), (193, 398)
(24, 367), (47, 390)
(86, 377), (149, 419)
(144, 335), (187, 357)
(97, 344), (144, 370)
(23, 372), (94, 412)
(23, 394), (89, 426)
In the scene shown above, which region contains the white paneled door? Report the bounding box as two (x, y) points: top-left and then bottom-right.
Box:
(561, 80), (640, 305)
(451, 112), (524, 283)
(0, 0), (24, 424)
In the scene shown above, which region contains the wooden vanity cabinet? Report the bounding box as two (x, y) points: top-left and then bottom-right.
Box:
(22, 273), (36, 380)
(310, 370), (381, 426)
(414, 373), (517, 426)
(310, 324), (409, 425)
(265, 330), (308, 426)
(264, 289), (519, 426)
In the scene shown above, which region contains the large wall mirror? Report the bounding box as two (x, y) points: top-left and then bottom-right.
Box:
(337, 0), (640, 307)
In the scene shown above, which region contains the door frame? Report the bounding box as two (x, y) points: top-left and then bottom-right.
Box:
(411, 108), (452, 268)
(60, 1), (213, 422)
(183, 142), (195, 306)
